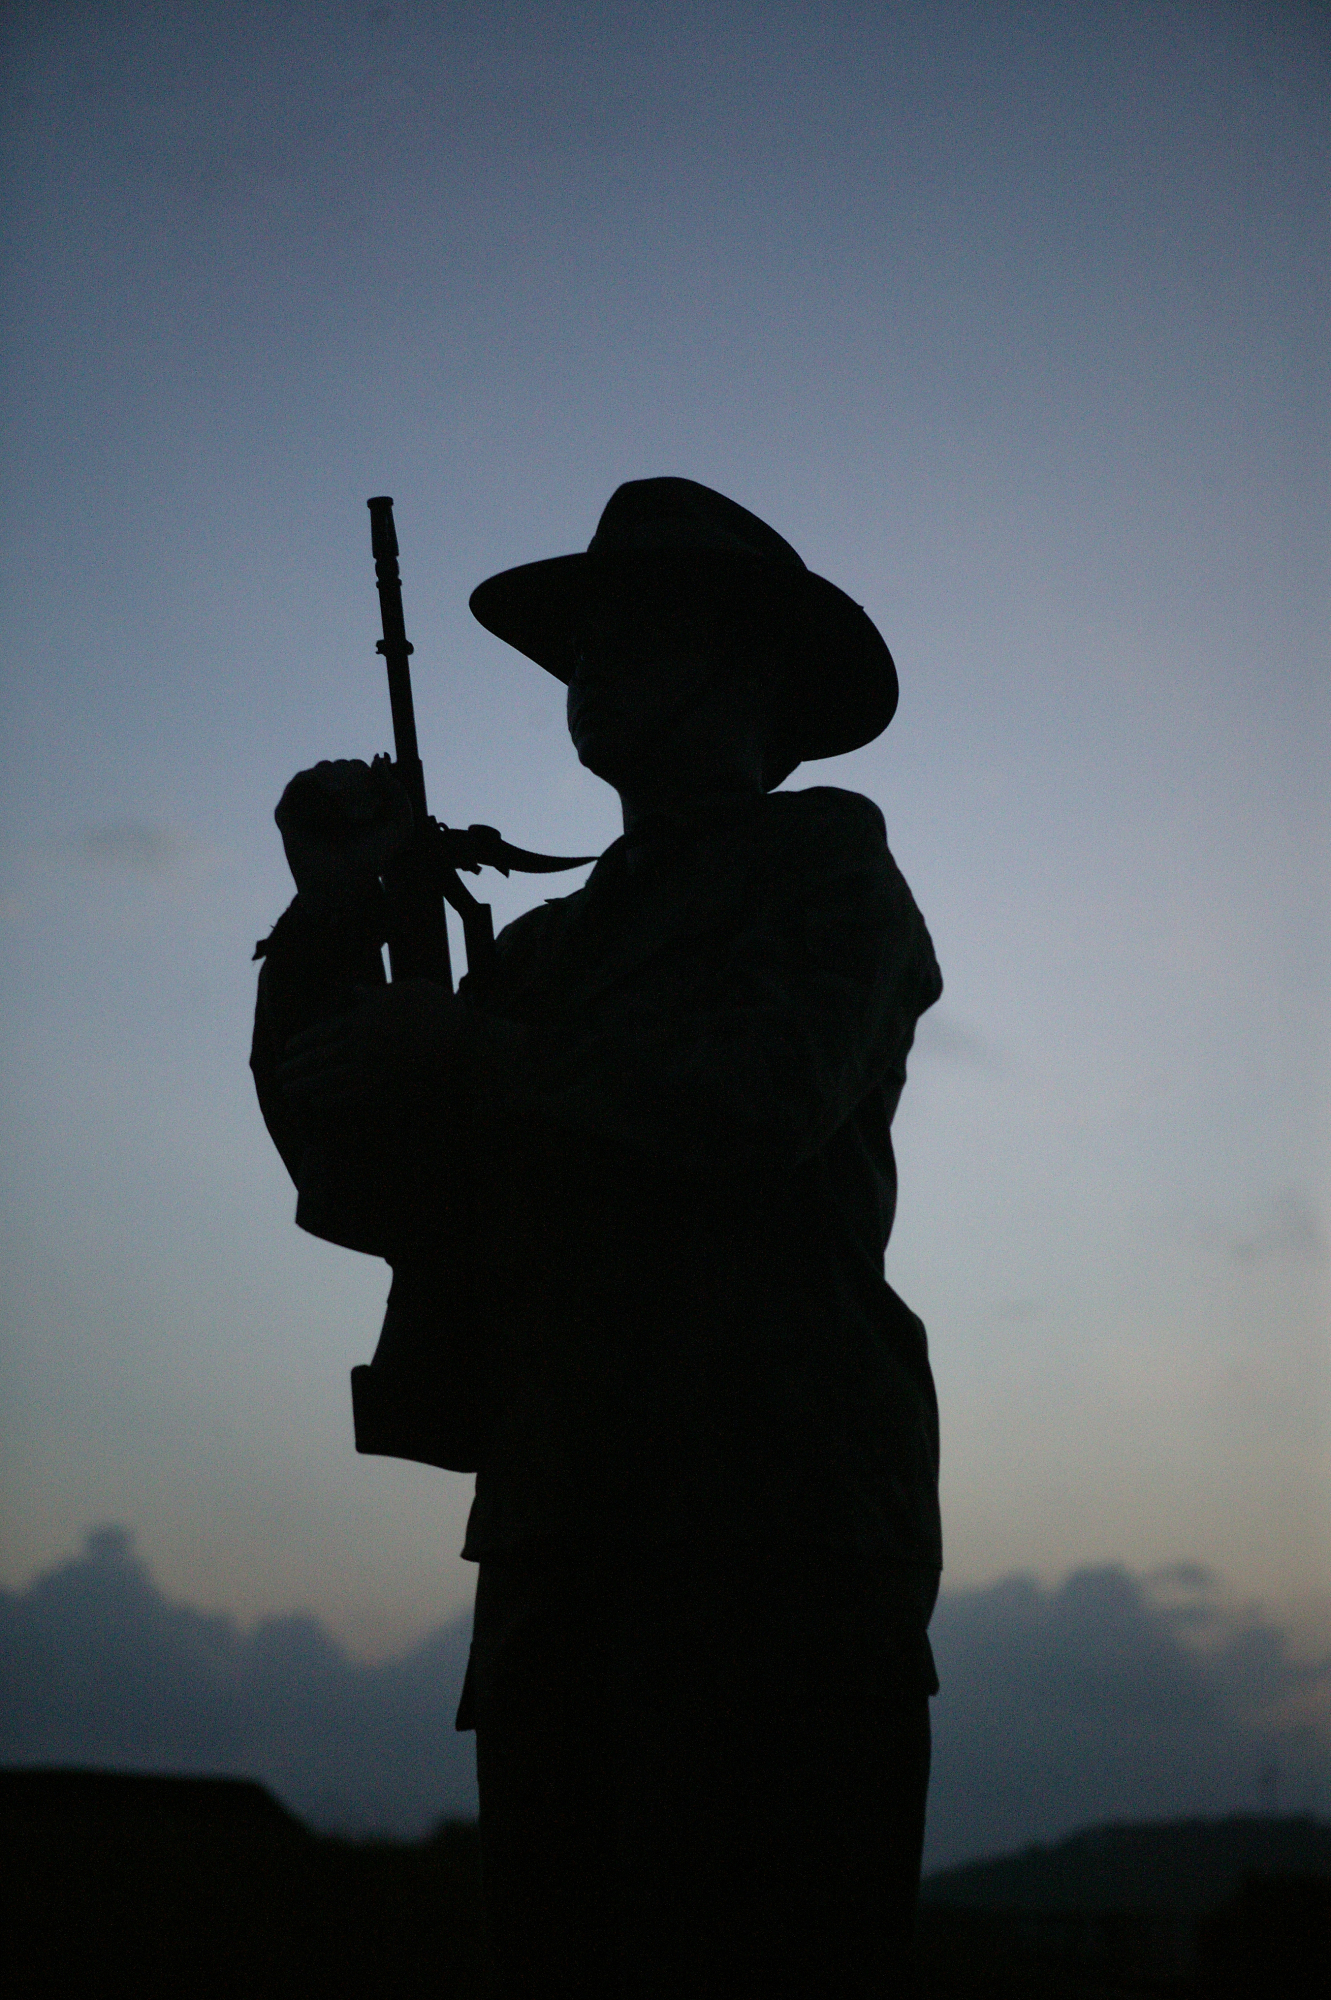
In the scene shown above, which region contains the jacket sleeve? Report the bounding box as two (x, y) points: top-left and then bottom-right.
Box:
(470, 791), (942, 1179)
(249, 889), (396, 1255)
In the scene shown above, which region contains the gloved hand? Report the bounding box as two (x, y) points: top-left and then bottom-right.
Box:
(274, 755), (412, 914)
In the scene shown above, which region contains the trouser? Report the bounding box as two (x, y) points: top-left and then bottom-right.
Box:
(461, 1545), (935, 1998)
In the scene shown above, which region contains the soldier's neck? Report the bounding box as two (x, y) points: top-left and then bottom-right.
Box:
(618, 775), (765, 839)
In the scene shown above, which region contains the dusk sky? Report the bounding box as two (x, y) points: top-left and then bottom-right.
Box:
(1, 0), (1326, 1685)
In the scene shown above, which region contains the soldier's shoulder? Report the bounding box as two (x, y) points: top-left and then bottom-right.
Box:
(771, 785), (886, 836)
(766, 787), (938, 972)
(761, 785), (889, 863)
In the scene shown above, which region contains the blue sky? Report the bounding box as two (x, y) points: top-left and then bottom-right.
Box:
(1, 1), (1326, 1664)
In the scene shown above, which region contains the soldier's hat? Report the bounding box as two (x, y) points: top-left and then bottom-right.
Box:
(469, 476), (897, 788)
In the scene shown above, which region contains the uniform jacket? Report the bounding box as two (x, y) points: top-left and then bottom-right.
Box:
(251, 785), (943, 1572)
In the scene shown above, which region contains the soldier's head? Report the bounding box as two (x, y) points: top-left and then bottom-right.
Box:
(564, 575), (790, 802)
(471, 478), (897, 808)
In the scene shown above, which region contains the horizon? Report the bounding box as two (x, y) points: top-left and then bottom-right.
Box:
(6, 1524), (1328, 1868)
(1, 0), (1327, 1710)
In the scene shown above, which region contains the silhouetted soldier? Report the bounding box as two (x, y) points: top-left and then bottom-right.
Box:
(252, 479), (943, 1997)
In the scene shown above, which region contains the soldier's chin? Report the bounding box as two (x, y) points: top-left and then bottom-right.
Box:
(572, 723), (637, 789)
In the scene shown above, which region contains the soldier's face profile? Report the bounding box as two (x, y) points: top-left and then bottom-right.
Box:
(567, 591), (723, 786)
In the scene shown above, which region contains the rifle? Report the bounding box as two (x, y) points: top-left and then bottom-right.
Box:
(366, 494), (592, 992)
(351, 498), (591, 1474)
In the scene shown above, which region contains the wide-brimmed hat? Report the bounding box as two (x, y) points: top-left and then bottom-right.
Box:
(468, 477), (897, 787)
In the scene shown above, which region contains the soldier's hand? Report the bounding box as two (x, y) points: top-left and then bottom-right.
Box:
(275, 979), (461, 1125)
(275, 756), (412, 912)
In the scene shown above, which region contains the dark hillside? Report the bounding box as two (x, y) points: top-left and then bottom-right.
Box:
(921, 1812), (1331, 1913)
(2, 1769), (492, 1998)
(5, 1771), (1328, 1997)
(917, 1816), (1330, 1997)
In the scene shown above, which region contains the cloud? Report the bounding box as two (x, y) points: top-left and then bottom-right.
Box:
(0, 1528), (475, 1836)
(80, 823), (182, 873)
(2, 1534), (1326, 1859)
(1180, 1190), (1329, 1269)
(1145, 1562), (1223, 1630)
(1148, 1561), (1218, 1593)
(912, 1011), (1001, 1069)
(926, 1566), (1331, 1867)
(1221, 1190), (1327, 1267)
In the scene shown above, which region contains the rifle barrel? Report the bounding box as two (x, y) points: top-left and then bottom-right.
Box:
(366, 495), (453, 990)
(367, 496), (429, 830)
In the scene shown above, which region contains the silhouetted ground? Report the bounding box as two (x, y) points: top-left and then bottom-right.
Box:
(3, 1771), (1327, 1996)
(921, 1811), (1331, 1912)
(3, 1770), (493, 1997)
(917, 1815), (1331, 1997)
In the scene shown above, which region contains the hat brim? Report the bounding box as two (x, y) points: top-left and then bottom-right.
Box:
(469, 546), (897, 783)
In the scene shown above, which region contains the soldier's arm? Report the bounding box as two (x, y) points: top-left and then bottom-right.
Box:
(249, 888), (389, 1188)
(250, 758), (425, 1256)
